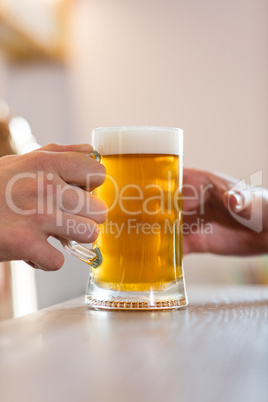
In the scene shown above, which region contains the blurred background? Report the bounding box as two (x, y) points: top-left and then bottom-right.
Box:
(0, 0), (267, 319)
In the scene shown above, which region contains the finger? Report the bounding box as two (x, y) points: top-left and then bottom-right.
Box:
(183, 168), (209, 187)
(206, 170), (243, 202)
(57, 187), (108, 224)
(183, 168), (246, 217)
(49, 151), (106, 189)
(24, 239), (65, 271)
(26, 149), (106, 190)
(183, 169), (211, 212)
(48, 213), (100, 244)
(183, 168), (240, 197)
(37, 143), (93, 153)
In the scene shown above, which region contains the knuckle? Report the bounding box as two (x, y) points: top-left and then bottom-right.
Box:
(46, 142), (59, 149)
(28, 150), (52, 171)
(40, 143), (62, 152)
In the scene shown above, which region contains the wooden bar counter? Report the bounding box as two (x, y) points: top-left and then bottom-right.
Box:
(0, 285), (267, 402)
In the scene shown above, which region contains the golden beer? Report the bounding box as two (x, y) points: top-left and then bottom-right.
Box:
(92, 153), (183, 292)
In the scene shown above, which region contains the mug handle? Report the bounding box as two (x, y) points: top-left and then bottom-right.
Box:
(59, 149), (103, 269)
(60, 238), (102, 268)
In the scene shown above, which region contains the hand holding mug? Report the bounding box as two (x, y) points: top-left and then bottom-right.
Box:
(0, 143), (107, 270)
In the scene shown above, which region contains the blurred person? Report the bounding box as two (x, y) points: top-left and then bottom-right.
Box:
(183, 168), (268, 256)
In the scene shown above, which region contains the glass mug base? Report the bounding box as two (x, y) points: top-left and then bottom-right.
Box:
(85, 277), (188, 311)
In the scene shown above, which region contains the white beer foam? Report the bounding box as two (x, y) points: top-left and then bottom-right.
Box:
(91, 126), (183, 156)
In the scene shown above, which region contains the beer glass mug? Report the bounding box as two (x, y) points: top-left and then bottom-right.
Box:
(62, 126), (187, 310)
